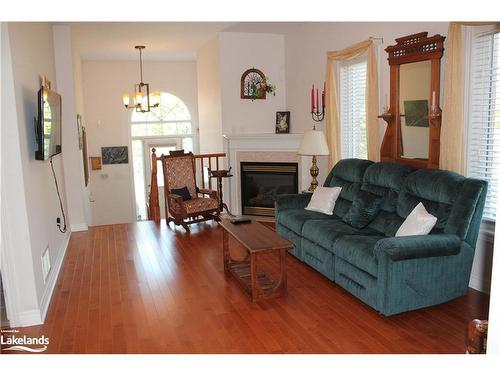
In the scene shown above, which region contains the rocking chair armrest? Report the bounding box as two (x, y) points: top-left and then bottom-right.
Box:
(167, 193), (184, 204)
(166, 193), (186, 215)
(198, 188), (218, 200)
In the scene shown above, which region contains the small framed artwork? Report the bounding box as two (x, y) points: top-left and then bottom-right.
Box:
(90, 156), (102, 170)
(275, 111), (290, 133)
(77, 114), (83, 149)
(101, 146), (129, 164)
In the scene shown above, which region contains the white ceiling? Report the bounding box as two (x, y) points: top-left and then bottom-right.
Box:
(70, 22), (236, 61)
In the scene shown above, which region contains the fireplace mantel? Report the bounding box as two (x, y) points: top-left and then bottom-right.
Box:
(223, 133), (310, 216)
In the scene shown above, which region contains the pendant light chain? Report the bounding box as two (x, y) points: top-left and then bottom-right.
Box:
(139, 47), (144, 84)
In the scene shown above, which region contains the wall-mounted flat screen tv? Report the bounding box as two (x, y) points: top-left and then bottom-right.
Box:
(35, 87), (62, 160)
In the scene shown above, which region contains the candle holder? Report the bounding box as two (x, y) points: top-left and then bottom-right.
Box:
(311, 83), (326, 122)
(378, 107), (393, 125)
(428, 106), (442, 127)
(311, 105), (325, 122)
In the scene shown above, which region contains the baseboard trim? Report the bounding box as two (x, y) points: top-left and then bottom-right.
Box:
(18, 309), (42, 327)
(39, 231), (71, 322)
(469, 273), (491, 294)
(70, 223), (88, 232)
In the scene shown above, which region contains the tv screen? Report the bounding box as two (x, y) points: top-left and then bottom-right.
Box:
(35, 87), (62, 160)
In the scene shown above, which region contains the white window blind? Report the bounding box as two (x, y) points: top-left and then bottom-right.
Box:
(340, 59), (368, 159)
(467, 30), (500, 221)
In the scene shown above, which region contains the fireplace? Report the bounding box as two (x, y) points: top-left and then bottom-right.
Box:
(241, 162), (298, 216)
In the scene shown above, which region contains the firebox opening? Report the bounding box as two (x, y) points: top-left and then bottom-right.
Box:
(241, 162), (299, 216)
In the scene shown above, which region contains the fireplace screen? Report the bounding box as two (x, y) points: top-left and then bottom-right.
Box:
(241, 162), (298, 216)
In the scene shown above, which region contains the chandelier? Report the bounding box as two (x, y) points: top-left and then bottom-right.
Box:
(122, 46), (160, 113)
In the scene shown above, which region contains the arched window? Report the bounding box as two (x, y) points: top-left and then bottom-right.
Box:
(131, 92), (192, 136)
(131, 92), (195, 221)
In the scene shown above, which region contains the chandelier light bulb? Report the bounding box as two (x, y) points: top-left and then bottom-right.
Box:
(135, 91), (143, 106)
(122, 93), (130, 107)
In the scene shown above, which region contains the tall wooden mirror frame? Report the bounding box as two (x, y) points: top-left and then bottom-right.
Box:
(379, 32), (446, 169)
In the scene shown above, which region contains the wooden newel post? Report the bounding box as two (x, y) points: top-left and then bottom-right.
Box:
(148, 147), (161, 223)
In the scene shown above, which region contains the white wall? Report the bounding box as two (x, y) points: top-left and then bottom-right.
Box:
(218, 32), (286, 135)
(82, 60), (199, 225)
(2, 22), (71, 326)
(197, 37), (223, 154)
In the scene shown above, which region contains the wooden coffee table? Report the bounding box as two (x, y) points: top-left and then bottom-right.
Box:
(219, 218), (293, 302)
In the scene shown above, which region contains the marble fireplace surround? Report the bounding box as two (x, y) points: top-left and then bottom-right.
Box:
(223, 134), (311, 216)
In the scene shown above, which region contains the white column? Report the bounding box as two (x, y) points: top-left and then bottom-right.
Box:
(52, 25), (88, 231)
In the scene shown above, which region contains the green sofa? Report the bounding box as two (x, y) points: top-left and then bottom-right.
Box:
(275, 159), (487, 316)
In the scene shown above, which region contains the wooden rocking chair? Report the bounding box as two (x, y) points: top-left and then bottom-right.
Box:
(158, 150), (221, 231)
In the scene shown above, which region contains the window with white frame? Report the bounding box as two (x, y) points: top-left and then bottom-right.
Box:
(466, 29), (500, 222)
(339, 58), (368, 159)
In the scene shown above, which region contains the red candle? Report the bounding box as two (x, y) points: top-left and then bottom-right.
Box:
(311, 84), (315, 112)
(316, 88), (319, 113)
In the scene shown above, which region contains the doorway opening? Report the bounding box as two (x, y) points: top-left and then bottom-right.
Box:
(130, 93), (195, 221)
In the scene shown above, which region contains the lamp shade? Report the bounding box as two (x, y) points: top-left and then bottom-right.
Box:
(298, 129), (330, 156)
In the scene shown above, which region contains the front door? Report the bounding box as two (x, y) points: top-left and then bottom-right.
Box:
(131, 138), (183, 221)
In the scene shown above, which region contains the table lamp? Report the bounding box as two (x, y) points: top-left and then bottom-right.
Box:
(298, 127), (330, 192)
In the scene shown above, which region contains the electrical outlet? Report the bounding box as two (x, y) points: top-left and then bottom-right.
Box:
(42, 246), (51, 282)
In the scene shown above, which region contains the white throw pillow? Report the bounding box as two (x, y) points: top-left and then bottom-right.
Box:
(304, 187), (342, 215)
(395, 202), (438, 237)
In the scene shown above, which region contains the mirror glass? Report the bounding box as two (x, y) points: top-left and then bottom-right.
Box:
(398, 60), (431, 159)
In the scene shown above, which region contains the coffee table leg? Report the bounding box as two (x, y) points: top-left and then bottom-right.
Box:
(222, 229), (229, 272)
(250, 252), (258, 302)
(280, 248), (288, 297)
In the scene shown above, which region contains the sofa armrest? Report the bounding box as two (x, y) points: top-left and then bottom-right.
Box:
(374, 234), (462, 261)
(274, 193), (312, 211)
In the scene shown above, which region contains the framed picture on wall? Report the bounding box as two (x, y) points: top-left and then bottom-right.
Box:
(102, 146), (129, 164)
(275, 111), (290, 133)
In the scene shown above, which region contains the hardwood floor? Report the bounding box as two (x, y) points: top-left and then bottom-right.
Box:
(3, 221), (490, 354)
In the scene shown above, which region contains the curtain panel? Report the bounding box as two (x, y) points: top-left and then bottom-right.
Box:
(440, 22), (500, 174)
(325, 39), (379, 169)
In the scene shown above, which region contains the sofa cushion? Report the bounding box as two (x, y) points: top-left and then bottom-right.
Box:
(276, 208), (332, 235)
(322, 159), (373, 219)
(395, 202), (437, 237)
(333, 235), (385, 277)
(445, 178), (487, 246)
(397, 169), (465, 230)
(305, 186), (342, 215)
(343, 190), (383, 229)
(301, 218), (378, 252)
(360, 162), (414, 236)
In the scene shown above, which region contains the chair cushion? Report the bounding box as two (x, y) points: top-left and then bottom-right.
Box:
(301, 218), (379, 252)
(183, 197), (218, 215)
(343, 190), (383, 229)
(276, 208), (332, 235)
(171, 186), (192, 201)
(333, 235), (385, 277)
